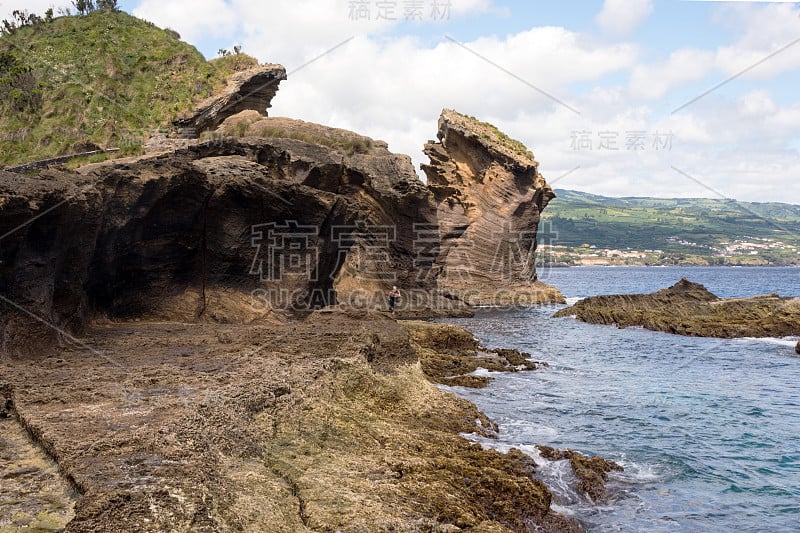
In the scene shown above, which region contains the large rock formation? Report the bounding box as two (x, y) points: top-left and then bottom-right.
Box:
(172, 64), (287, 135)
(554, 278), (800, 338)
(1, 106), (566, 351)
(423, 109), (563, 305)
(0, 127), (450, 352)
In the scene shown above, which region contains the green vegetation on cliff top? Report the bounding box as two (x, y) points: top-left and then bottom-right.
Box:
(0, 10), (254, 166)
(456, 111), (535, 161)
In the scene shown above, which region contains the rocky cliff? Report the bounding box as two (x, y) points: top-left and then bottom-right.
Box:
(0, 126), (450, 352)
(2, 103), (562, 349)
(0, 33), (586, 531)
(423, 109), (563, 305)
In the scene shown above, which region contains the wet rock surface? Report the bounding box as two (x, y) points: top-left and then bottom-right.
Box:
(536, 446), (623, 503)
(1, 312), (580, 532)
(554, 278), (800, 338)
(402, 320), (548, 388)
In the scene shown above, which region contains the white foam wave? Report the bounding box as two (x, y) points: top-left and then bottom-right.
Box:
(565, 297), (583, 306)
(549, 503), (576, 516)
(611, 460), (663, 484)
(739, 336), (799, 348)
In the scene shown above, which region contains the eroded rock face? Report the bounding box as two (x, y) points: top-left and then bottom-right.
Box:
(423, 109), (563, 305)
(0, 132), (443, 352)
(554, 278), (800, 338)
(1, 108), (565, 350)
(172, 64), (287, 135)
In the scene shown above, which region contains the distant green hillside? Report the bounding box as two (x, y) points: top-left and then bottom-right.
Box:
(542, 189), (800, 264)
(0, 9), (255, 166)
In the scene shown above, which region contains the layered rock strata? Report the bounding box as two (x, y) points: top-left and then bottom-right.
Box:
(1, 128), (462, 351)
(423, 109), (563, 306)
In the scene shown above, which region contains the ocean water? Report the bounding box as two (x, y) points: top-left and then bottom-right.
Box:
(445, 266), (800, 532)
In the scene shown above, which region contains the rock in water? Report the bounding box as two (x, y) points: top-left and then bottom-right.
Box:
(555, 278), (800, 338)
(796, 341), (800, 354)
(422, 109), (563, 305)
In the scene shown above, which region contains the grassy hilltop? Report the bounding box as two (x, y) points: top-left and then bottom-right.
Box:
(0, 8), (257, 166)
(542, 189), (800, 265)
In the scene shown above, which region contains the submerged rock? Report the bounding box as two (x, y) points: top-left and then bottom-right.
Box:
(536, 445), (623, 502)
(554, 278), (800, 338)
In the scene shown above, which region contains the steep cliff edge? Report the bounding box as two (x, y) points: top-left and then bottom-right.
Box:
(423, 109), (564, 305)
(1, 106), (565, 351)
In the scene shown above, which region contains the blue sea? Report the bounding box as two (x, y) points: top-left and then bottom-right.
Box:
(445, 267), (800, 532)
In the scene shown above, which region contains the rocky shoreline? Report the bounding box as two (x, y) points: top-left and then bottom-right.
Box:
(554, 278), (800, 339)
(0, 38), (614, 531)
(0, 313), (626, 532)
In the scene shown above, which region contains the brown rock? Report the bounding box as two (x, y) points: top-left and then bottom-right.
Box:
(0, 384), (12, 419)
(423, 109), (564, 306)
(554, 278), (800, 338)
(172, 64), (287, 135)
(0, 133), (447, 351)
(2, 313), (578, 532)
(796, 341), (800, 354)
(536, 445), (623, 502)
(402, 321), (547, 388)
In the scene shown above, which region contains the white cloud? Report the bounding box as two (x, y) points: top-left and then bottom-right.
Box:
(0, 1), (69, 19)
(714, 3), (800, 79)
(131, 0), (500, 63)
(133, 0), (238, 44)
(266, 27), (637, 175)
(595, 0), (653, 37)
(629, 49), (715, 100)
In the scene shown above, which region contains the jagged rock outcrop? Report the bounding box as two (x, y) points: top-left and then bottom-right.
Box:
(172, 64), (287, 135)
(0, 128), (453, 352)
(554, 278), (800, 338)
(423, 109), (563, 305)
(1, 106), (566, 351)
(402, 320), (548, 388)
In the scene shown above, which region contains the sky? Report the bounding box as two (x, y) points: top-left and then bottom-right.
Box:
(3, 0), (800, 204)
